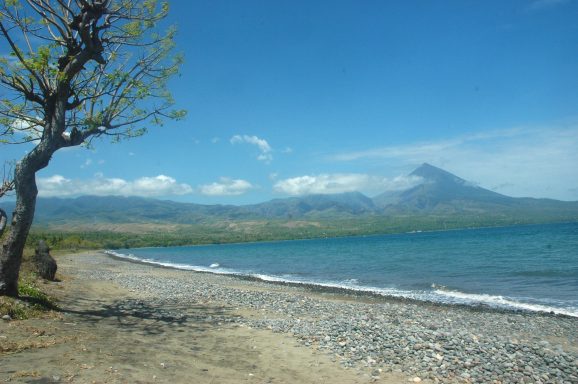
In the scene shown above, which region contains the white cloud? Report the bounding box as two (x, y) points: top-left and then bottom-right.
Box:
(198, 178), (255, 196)
(230, 134), (273, 162)
(81, 159), (93, 169)
(11, 119), (33, 130)
(332, 128), (525, 162)
(331, 125), (578, 201)
(273, 173), (422, 196)
(383, 175), (425, 191)
(528, 0), (569, 11)
(131, 175), (193, 196)
(7, 118), (42, 143)
(37, 174), (193, 198)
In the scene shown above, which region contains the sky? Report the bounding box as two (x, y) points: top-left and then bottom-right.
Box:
(2, 0), (578, 205)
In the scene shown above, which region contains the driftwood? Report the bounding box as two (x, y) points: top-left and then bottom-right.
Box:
(33, 240), (57, 281)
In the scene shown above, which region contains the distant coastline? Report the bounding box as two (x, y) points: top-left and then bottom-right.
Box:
(4, 165), (578, 250)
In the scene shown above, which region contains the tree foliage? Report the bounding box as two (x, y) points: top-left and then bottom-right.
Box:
(0, 0), (185, 296)
(0, 0), (185, 147)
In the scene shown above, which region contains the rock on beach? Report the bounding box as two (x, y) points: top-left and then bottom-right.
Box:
(68, 252), (578, 384)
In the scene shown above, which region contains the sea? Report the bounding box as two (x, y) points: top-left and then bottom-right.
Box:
(108, 222), (578, 317)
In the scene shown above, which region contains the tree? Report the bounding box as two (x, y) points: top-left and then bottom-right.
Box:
(0, 165), (14, 237)
(0, 0), (185, 296)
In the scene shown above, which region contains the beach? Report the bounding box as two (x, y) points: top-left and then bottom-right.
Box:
(1, 252), (577, 384)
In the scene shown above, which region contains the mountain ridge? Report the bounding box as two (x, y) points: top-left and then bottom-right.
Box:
(1, 163), (578, 229)
(375, 163), (518, 213)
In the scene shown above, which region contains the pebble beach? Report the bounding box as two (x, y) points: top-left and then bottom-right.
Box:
(59, 251), (577, 384)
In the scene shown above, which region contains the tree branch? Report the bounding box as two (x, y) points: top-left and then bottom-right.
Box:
(0, 22), (49, 95)
(1, 0), (183, 148)
(0, 166), (15, 235)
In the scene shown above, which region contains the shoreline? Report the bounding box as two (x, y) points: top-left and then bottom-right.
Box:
(3, 251), (577, 383)
(84, 251), (578, 382)
(104, 250), (578, 320)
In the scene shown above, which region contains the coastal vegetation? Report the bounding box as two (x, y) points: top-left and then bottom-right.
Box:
(23, 213), (578, 251)
(0, 250), (58, 321)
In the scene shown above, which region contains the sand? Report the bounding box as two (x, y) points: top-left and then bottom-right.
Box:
(0, 252), (408, 384)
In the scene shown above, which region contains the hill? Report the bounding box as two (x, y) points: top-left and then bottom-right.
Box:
(1, 164), (578, 246)
(374, 163), (578, 221)
(245, 191), (376, 219)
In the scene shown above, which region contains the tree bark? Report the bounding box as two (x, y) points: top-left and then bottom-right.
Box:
(0, 161), (38, 296)
(0, 105), (63, 296)
(0, 1), (179, 296)
(0, 208), (6, 237)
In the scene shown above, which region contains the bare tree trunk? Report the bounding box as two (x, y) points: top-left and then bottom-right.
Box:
(1, 169), (14, 237)
(0, 208), (6, 237)
(0, 104), (62, 296)
(0, 1), (180, 296)
(0, 161), (40, 296)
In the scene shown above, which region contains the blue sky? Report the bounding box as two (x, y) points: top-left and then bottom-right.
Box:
(2, 0), (578, 204)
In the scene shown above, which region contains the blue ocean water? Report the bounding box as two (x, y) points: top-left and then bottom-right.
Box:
(110, 222), (578, 317)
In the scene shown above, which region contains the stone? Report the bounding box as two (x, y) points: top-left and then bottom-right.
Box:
(33, 240), (57, 281)
(2, 314), (11, 321)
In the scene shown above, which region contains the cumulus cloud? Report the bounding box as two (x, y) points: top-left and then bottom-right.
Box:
(198, 178), (255, 196)
(331, 125), (578, 201)
(383, 175), (425, 191)
(230, 134), (273, 162)
(37, 174), (193, 198)
(5, 118), (42, 143)
(273, 173), (422, 196)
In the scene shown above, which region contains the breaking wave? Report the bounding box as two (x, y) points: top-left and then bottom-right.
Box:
(104, 250), (578, 318)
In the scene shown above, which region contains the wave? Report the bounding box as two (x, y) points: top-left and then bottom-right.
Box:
(104, 250), (578, 318)
(431, 288), (578, 318)
(104, 250), (239, 275)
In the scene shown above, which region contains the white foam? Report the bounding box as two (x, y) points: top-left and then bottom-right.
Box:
(104, 250), (236, 275)
(433, 289), (578, 317)
(104, 250), (578, 318)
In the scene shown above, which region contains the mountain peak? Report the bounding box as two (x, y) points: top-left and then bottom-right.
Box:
(410, 163), (466, 185)
(376, 162), (521, 211)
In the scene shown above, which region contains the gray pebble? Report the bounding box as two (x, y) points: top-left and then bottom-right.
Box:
(67, 253), (578, 384)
